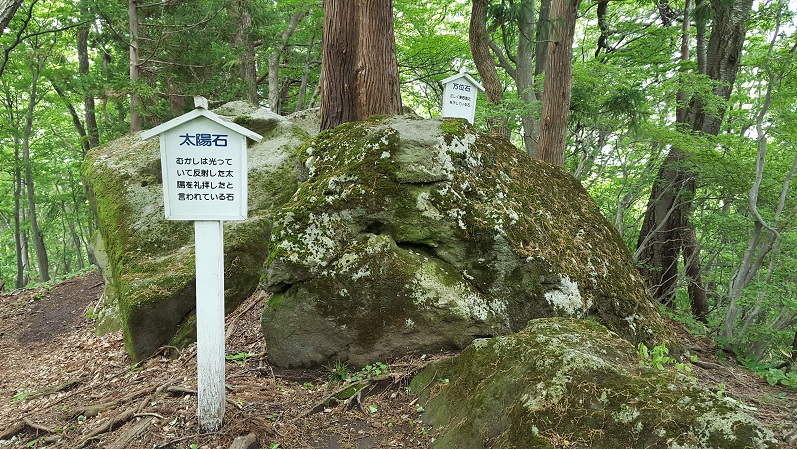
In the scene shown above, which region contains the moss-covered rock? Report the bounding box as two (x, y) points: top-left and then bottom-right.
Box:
(261, 116), (672, 367)
(410, 318), (776, 449)
(83, 102), (306, 361)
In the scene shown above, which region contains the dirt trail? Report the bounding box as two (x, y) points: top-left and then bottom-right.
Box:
(0, 270), (794, 448)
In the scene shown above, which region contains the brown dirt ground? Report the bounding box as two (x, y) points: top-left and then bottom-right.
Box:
(0, 270), (795, 449)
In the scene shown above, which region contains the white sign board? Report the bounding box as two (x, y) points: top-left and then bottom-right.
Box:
(159, 116), (247, 220)
(441, 69), (484, 124)
(140, 100), (262, 433)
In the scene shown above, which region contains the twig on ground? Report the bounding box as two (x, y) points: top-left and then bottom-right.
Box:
(106, 415), (155, 449)
(27, 376), (84, 400)
(225, 290), (266, 339)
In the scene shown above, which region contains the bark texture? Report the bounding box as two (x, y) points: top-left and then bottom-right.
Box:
(536, 0), (581, 166)
(469, 0), (508, 137)
(320, 0), (402, 131)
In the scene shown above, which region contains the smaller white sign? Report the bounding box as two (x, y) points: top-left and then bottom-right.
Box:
(441, 69), (485, 124)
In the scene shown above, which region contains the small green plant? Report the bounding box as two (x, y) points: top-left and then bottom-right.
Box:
(189, 444), (199, 449)
(302, 382), (315, 389)
(328, 361), (389, 384)
(84, 307), (99, 320)
(269, 443), (281, 449)
(350, 362), (388, 382)
(761, 368), (797, 388)
(368, 404), (378, 414)
(326, 360), (350, 385)
(637, 343), (696, 378)
(13, 391), (29, 401)
(225, 352), (255, 366)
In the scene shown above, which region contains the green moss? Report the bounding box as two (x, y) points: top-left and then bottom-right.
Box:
(83, 107), (306, 360)
(261, 115), (675, 367)
(439, 118), (470, 137)
(233, 115), (280, 137)
(411, 319), (776, 449)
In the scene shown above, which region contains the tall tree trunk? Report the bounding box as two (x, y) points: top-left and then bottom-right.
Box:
(675, 0), (691, 124)
(23, 60), (49, 282)
(269, 8), (306, 114)
(320, 0), (357, 129)
(14, 148), (25, 288)
(469, 0), (508, 137)
(536, 0), (581, 166)
(534, 0), (551, 99)
(232, 0), (258, 105)
(296, 31), (318, 111)
(636, 148), (692, 304)
(0, 0), (23, 37)
(517, 0), (539, 156)
(354, 0), (402, 120)
(320, 0), (402, 130)
(636, 0), (753, 313)
(686, 0), (753, 136)
(78, 0), (99, 150)
(129, 0), (141, 132)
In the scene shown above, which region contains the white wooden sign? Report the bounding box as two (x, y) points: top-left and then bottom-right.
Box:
(141, 98), (262, 433)
(143, 107), (259, 221)
(441, 68), (485, 124)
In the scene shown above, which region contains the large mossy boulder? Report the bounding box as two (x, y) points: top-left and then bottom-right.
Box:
(410, 318), (777, 449)
(261, 116), (672, 368)
(83, 101), (306, 361)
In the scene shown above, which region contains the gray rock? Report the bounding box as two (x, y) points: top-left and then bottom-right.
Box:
(410, 318), (777, 449)
(228, 433), (260, 449)
(260, 116), (672, 368)
(83, 103), (307, 361)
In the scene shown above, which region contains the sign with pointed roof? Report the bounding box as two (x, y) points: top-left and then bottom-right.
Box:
(141, 97), (262, 221)
(441, 67), (485, 124)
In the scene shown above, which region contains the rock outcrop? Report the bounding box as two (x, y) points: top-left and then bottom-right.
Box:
(410, 318), (777, 449)
(261, 116), (672, 367)
(83, 102), (306, 360)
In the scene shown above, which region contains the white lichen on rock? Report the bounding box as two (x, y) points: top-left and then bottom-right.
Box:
(544, 275), (589, 317)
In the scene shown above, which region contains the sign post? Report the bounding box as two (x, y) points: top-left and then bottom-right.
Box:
(441, 67), (485, 124)
(141, 97), (262, 432)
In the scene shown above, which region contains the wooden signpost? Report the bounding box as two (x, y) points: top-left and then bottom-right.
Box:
(141, 97), (262, 432)
(441, 67), (484, 124)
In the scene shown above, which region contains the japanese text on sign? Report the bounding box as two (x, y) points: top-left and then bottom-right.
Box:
(179, 133), (229, 146)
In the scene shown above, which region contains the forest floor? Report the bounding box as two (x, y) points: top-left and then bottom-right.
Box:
(0, 269), (795, 449)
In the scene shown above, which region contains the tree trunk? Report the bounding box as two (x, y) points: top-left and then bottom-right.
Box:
(536, 0), (581, 166)
(296, 31), (318, 111)
(469, 0), (508, 137)
(269, 8), (306, 114)
(320, 0), (402, 130)
(232, 0), (258, 105)
(354, 1), (402, 120)
(78, 0), (99, 150)
(517, 0), (539, 156)
(595, 0), (610, 58)
(683, 223), (709, 322)
(636, 0), (753, 312)
(636, 148), (692, 304)
(23, 60), (50, 282)
(0, 0), (23, 38)
(14, 148), (25, 288)
(535, 0), (551, 98)
(129, 0), (141, 132)
(685, 0), (753, 136)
